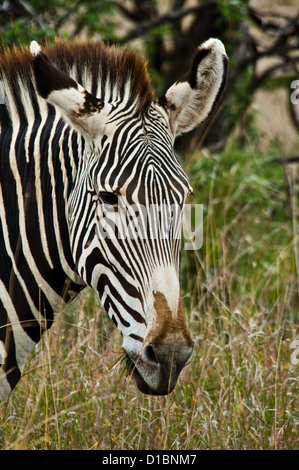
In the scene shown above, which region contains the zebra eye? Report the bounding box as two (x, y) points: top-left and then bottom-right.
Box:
(99, 191), (119, 205)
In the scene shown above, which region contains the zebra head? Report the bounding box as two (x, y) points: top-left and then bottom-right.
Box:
(30, 39), (228, 395)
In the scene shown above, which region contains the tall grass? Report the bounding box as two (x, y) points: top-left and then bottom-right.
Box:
(0, 148), (298, 449)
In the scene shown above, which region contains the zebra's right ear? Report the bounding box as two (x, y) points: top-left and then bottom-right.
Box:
(30, 41), (106, 138)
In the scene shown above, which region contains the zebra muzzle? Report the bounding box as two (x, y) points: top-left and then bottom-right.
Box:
(126, 292), (194, 395)
(127, 336), (194, 395)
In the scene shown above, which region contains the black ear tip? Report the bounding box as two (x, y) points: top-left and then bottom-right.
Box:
(31, 43), (78, 100)
(30, 41), (51, 65)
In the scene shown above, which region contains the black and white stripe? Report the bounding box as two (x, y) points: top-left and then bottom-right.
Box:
(0, 38), (228, 398)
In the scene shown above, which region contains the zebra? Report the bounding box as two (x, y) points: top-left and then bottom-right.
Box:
(0, 37), (228, 399)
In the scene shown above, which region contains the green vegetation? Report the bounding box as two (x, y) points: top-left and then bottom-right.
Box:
(1, 147), (298, 450)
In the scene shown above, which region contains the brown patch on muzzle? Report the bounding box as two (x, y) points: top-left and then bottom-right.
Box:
(150, 291), (194, 348)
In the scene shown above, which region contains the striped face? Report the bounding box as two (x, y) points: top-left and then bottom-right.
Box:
(30, 39), (228, 395)
(67, 107), (193, 394)
(64, 102), (194, 394)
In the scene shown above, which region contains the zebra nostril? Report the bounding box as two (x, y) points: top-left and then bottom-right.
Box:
(144, 344), (159, 364)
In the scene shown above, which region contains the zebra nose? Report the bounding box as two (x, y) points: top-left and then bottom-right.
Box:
(143, 343), (159, 364)
(143, 340), (193, 369)
(133, 336), (194, 395)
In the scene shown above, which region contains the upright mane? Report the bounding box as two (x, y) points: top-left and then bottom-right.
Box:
(0, 39), (155, 126)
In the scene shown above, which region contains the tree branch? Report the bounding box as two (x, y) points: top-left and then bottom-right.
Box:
(119, 0), (216, 42)
(5, 0), (47, 30)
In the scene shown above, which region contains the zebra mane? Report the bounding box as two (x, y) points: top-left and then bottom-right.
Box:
(0, 39), (155, 125)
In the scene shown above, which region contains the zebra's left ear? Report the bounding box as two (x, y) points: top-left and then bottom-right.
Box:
(156, 38), (228, 138)
(30, 41), (106, 138)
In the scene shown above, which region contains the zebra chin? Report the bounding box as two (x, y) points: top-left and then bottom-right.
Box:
(131, 366), (175, 396)
(129, 362), (182, 396)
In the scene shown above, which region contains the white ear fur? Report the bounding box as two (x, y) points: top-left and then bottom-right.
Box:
(157, 38), (228, 137)
(30, 40), (41, 56)
(46, 86), (109, 138)
(31, 42), (107, 138)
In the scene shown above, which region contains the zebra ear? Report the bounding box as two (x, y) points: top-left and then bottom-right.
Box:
(30, 41), (105, 138)
(157, 38), (228, 138)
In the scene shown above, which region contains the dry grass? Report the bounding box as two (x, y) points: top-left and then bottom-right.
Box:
(0, 148), (298, 450)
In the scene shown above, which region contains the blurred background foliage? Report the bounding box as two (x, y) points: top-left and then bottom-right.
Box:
(1, 0), (298, 152)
